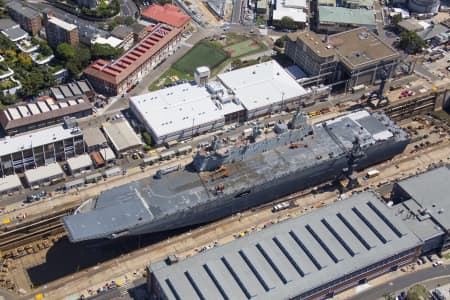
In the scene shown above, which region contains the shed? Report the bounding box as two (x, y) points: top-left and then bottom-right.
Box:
(85, 172), (103, 183)
(0, 174), (22, 194)
(102, 120), (142, 156)
(83, 127), (108, 152)
(67, 154), (93, 175)
(24, 163), (64, 187)
(103, 167), (122, 178)
(160, 150), (176, 160)
(64, 178), (85, 190)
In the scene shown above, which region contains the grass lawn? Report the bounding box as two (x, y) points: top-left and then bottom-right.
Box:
(224, 39), (263, 58)
(148, 67), (194, 91)
(173, 42), (228, 74)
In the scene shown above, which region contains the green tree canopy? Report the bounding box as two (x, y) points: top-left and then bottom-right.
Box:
(56, 43), (75, 62)
(391, 14), (402, 27)
(405, 284), (430, 300)
(278, 16), (297, 30)
(275, 35), (288, 48)
(91, 43), (122, 60)
(399, 31), (425, 54)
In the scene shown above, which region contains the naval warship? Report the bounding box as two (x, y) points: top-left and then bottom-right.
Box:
(63, 109), (409, 242)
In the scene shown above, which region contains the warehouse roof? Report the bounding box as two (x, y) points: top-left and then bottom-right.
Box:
(329, 27), (399, 69)
(273, 6), (307, 23)
(99, 146), (116, 161)
(396, 166), (450, 230)
(319, 7), (375, 26)
(102, 120), (142, 153)
(0, 125), (83, 157)
(50, 81), (92, 100)
(141, 4), (191, 28)
(0, 174), (22, 194)
(398, 19), (424, 32)
(149, 192), (421, 300)
(217, 61), (308, 112)
(24, 163), (64, 185)
(67, 154), (93, 172)
(83, 127), (107, 149)
(130, 83), (224, 138)
(0, 96), (91, 131)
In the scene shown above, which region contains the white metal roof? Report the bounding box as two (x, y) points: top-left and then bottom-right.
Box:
(218, 61), (308, 112)
(273, 7), (307, 22)
(0, 174), (22, 193)
(283, 0), (308, 8)
(24, 163), (64, 185)
(67, 154), (93, 171)
(0, 125), (83, 157)
(130, 83), (224, 138)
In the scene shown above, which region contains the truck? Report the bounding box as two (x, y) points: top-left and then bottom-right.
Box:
(365, 169), (380, 179)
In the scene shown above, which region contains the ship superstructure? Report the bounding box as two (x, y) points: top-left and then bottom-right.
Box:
(63, 110), (409, 242)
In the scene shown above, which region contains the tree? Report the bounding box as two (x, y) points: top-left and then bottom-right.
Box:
(391, 14), (402, 27)
(405, 284), (430, 300)
(37, 39), (53, 57)
(142, 131), (152, 145)
(75, 45), (91, 67)
(91, 43), (122, 60)
(399, 31), (425, 54)
(56, 43), (75, 62)
(278, 16), (297, 30)
(0, 94), (19, 106)
(275, 35), (288, 48)
(17, 53), (33, 66)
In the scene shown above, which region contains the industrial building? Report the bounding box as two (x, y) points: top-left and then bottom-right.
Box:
(130, 83), (225, 145)
(0, 174), (22, 195)
(24, 163), (64, 187)
(43, 9), (79, 48)
(102, 120), (142, 157)
(66, 153), (93, 175)
(130, 61), (306, 144)
(286, 28), (400, 89)
(217, 61), (309, 119)
(285, 31), (338, 85)
(83, 24), (183, 96)
(0, 96), (92, 135)
(329, 28), (400, 88)
(391, 166), (450, 253)
(141, 4), (191, 32)
(7, 2), (42, 36)
(317, 7), (376, 33)
(147, 191), (422, 300)
(0, 125), (84, 177)
(49, 81), (94, 101)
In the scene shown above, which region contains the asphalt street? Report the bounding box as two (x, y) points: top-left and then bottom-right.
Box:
(348, 265), (450, 300)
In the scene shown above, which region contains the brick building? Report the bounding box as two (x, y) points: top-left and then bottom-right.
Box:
(141, 4), (191, 32)
(83, 24), (183, 96)
(7, 2), (42, 36)
(43, 9), (79, 48)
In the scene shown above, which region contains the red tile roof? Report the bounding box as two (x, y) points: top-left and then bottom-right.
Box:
(141, 4), (191, 28)
(83, 23), (182, 86)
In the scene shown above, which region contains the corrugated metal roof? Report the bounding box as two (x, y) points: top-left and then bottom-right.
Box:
(149, 192), (421, 300)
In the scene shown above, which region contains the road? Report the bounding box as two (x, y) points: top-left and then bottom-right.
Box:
(231, 0), (243, 24)
(21, 0), (137, 37)
(348, 265), (450, 300)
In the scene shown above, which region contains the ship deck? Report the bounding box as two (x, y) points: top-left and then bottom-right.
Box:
(63, 111), (408, 242)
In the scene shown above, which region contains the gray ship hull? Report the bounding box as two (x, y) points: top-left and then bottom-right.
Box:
(63, 110), (410, 243)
